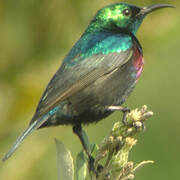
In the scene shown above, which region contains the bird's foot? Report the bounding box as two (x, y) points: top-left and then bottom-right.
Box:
(107, 106), (131, 125)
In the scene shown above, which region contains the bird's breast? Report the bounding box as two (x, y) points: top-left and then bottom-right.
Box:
(133, 47), (144, 80)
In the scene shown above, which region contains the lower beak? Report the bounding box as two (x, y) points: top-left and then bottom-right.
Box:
(139, 4), (175, 16)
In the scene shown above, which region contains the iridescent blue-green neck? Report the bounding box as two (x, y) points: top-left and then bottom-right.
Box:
(63, 31), (133, 68)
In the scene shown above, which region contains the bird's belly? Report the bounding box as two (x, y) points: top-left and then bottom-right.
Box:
(67, 60), (137, 123)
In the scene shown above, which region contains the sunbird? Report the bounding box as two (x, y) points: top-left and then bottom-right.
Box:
(2, 3), (173, 163)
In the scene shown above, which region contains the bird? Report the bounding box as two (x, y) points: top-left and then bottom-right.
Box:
(2, 3), (174, 163)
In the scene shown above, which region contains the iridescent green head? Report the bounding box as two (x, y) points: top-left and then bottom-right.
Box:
(86, 3), (174, 35)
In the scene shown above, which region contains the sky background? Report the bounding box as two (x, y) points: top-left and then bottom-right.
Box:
(0, 0), (180, 179)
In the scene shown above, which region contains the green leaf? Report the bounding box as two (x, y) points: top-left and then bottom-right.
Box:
(81, 129), (91, 153)
(76, 150), (87, 180)
(90, 143), (99, 157)
(55, 138), (74, 180)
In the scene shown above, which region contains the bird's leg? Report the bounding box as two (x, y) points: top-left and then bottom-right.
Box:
(73, 124), (91, 158)
(73, 124), (103, 174)
(107, 106), (131, 124)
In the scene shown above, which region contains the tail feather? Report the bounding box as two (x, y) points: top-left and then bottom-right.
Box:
(2, 114), (50, 162)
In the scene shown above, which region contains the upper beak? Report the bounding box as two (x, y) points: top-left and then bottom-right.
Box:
(139, 4), (175, 16)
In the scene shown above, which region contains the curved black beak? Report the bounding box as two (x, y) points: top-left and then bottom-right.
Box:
(139, 4), (175, 16)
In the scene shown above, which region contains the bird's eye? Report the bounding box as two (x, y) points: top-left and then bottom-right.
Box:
(122, 9), (132, 17)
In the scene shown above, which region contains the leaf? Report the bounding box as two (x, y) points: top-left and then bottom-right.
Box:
(90, 143), (99, 157)
(55, 138), (74, 180)
(76, 150), (87, 180)
(81, 129), (91, 153)
(75, 130), (99, 180)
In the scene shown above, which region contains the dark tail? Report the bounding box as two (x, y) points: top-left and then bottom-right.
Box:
(2, 114), (50, 162)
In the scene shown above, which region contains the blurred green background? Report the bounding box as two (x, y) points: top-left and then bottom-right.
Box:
(0, 0), (179, 179)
